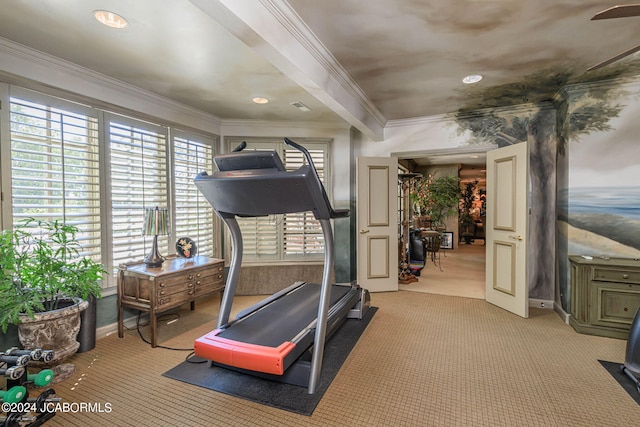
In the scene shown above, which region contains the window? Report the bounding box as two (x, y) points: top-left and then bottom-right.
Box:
(108, 115), (169, 269)
(227, 138), (330, 262)
(5, 88), (217, 289)
(9, 93), (102, 260)
(173, 132), (215, 257)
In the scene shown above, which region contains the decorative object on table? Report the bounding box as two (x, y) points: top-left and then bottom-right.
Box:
(176, 237), (197, 258)
(0, 218), (105, 382)
(143, 206), (169, 267)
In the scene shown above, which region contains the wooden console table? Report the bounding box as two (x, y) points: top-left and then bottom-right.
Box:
(569, 255), (640, 339)
(117, 255), (225, 347)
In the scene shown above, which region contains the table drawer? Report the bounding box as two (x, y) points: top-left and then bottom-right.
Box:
(196, 279), (225, 295)
(157, 287), (196, 309)
(593, 268), (640, 284)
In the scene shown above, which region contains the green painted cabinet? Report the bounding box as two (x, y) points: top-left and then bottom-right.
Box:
(569, 255), (640, 339)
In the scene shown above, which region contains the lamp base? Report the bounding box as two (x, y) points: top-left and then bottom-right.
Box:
(144, 235), (165, 268)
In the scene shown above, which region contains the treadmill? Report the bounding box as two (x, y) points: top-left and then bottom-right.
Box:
(193, 138), (370, 394)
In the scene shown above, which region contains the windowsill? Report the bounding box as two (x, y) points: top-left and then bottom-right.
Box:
(227, 260), (325, 267)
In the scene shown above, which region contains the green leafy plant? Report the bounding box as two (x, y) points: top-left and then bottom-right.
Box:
(0, 219), (105, 333)
(412, 175), (461, 228)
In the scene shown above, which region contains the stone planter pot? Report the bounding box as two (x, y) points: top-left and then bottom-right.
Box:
(17, 298), (88, 380)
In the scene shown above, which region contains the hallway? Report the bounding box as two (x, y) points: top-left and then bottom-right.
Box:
(399, 239), (486, 299)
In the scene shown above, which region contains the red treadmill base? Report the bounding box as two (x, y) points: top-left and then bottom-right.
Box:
(194, 329), (296, 375)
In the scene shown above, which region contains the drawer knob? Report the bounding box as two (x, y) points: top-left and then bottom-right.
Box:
(159, 282), (165, 288)
(188, 290), (194, 295)
(188, 274), (194, 280)
(623, 274), (630, 279)
(197, 273), (201, 278)
(160, 290), (165, 295)
(218, 274), (222, 279)
(196, 280), (201, 285)
(187, 283), (194, 288)
(624, 307), (628, 312)
(218, 267), (223, 271)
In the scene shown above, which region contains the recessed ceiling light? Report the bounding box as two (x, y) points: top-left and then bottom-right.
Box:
(252, 97), (269, 104)
(470, 155), (479, 159)
(462, 74), (483, 84)
(94, 10), (128, 29)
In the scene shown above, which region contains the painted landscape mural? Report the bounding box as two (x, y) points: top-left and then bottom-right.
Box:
(558, 79), (640, 311)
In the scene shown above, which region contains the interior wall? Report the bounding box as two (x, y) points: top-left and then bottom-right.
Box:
(557, 78), (640, 313)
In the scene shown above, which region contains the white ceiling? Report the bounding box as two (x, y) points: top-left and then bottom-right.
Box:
(1, 0), (640, 140)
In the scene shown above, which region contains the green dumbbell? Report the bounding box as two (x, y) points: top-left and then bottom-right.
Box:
(28, 369), (54, 387)
(0, 385), (27, 403)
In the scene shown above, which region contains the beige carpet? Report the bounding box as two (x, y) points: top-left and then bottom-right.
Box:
(400, 239), (486, 299)
(38, 289), (638, 427)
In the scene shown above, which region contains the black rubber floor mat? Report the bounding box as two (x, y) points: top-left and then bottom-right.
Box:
(164, 307), (376, 416)
(599, 360), (640, 405)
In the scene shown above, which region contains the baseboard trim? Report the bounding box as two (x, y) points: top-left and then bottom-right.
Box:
(96, 313), (148, 340)
(553, 301), (571, 324)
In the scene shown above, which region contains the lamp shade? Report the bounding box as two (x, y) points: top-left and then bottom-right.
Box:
(143, 207), (169, 236)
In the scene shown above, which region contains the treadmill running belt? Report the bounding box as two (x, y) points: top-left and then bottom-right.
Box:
(193, 284), (352, 375)
(218, 283), (350, 347)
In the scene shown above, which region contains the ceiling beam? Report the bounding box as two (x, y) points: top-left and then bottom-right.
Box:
(190, 0), (385, 141)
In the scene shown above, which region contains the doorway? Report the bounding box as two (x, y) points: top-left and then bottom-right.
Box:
(394, 147), (492, 299)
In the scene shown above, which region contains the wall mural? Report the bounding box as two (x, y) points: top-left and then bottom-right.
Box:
(449, 67), (640, 307)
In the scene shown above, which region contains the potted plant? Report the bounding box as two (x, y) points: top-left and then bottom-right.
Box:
(412, 175), (462, 230)
(0, 219), (105, 371)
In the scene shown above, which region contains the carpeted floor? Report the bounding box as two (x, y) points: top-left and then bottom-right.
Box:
(36, 291), (640, 426)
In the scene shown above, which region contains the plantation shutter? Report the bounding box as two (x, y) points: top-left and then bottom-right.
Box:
(283, 147), (325, 257)
(234, 142), (279, 260)
(108, 115), (169, 270)
(173, 131), (216, 257)
(228, 139), (328, 262)
(9, 94), (102, 260)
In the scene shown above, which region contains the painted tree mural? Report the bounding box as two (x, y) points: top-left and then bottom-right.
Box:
(449, 68), (629, 304)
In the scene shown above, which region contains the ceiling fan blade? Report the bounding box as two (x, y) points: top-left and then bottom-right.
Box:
(587, 44), (640, 71)
(592, 4), (640, 20)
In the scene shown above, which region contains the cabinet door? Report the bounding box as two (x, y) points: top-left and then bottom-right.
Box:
(590, 281), (640, 328)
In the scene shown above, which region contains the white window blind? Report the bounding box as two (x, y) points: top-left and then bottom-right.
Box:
(173, 132), (216, 257)
(9, 96), (102, 260)
(109, 115), (169, 269)
(283, 147), (325, 257)
(231, 140), (329, 262)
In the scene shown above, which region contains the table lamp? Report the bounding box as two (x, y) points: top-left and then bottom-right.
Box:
(143, 206), (169, 267)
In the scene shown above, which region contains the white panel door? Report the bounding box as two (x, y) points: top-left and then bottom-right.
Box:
(485, 142), (529, 318)
(356, 157), (398, 292)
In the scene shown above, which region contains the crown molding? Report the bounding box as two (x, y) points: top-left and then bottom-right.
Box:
(0, 37), (222, 134)
(259, 0), (386, 126)
(221, 118), (350, 130)
(191, 0), (385, 140)
(385, 101), (555, 130)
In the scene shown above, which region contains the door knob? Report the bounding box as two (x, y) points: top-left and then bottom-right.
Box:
(509, 234), (524, 241)
(359, 229), (370, 234)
